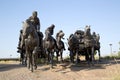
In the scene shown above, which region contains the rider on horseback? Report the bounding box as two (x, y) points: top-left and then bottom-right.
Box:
(56, 30), (65, 39)
(27, 11), (43, 48)
(45, 24), (55, 41)
(92, 32), (100, 44)
(28, 11), (40, 32)
(92, 32), (97, 40)
(56, 30), (66, 50)
(45, 24), (58, 51)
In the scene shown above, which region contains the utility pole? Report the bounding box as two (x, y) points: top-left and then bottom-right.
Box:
(109, 44), (112, 56)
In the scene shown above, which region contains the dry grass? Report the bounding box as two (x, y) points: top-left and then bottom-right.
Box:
(0, 61), (19, 64)
(113, 75), (120, 80)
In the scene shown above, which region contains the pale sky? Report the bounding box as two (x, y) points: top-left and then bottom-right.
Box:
(0, 0), (120, 58)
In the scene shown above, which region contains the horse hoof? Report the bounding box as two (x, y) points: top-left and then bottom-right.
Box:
(50, 66), (54, 70)
(30, 68), (33, 72)
(34, 66), (37, 70)
(27, 66), (30, 69)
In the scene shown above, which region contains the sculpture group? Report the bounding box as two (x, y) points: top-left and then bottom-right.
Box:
(68, 25), (100, 65)
(17, 11), (101, 72)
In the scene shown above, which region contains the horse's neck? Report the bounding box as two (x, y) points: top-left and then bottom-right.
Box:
(68, 36), (73, 42)
(29, 29), (38, 39)
(44, 37), (55, 48)
(84, 30), (92, 39)
(57, 37), (61, 42)
(69, 36), (76, 43)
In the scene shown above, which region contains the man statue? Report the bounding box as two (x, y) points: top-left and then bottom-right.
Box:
(96, 34), (100, 42)
(27, 11), (44, 46)
(27, 11), (40, 32)
(45, 24), (58, 51)
(56, 30), (63, 40)
(56, 30), (66, 50)
(92, 32), (100, 42)
(17, 29), (23, 50)
(92, 32), (97, 40)
(45, 24), (55, 41)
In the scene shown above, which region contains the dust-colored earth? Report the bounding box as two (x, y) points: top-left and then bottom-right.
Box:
(0, 59), (120, 80)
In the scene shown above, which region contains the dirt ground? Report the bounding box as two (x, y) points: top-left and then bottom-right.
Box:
(0, 59), (120, 80)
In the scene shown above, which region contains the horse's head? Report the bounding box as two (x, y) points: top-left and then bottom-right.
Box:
(58, 30), (65, 39)
(68, 34), (78, 45)
(20, 19), (39, 50)
(75, 30), (84, 39)
(85, 25), (90, 32)
(22, 19), (34, 38)
(84, 25), (92, 37)
(68, 34), (79, 50)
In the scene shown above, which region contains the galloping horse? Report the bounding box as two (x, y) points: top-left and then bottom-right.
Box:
(20, 19), (40, 72)
(56, 30), (65, 62)
(43, 24), (56, 68)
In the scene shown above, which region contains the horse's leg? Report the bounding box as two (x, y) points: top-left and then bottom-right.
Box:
(56, 50), (59, 63)
(75, 50), (79, 64)
(27, 54), (30, 69)
(32, 47), (38, 70)
(98, 49), (101, 62)
(32, 53), (35, 71)
(19, 53), (22, 64)
(26, 48), (30, 69)
(70, 50), (74, 63)
(91, 47), (95, 66)
(29, 52), (33, 72)
(44, 50), (48, 64)
(47, 51), (50, 64)
(86, 49), (90, 66)
(60, 50), (63, 63)
(24, 53), (27, 66)
(50, 50), (54, 69)
(21, 53), (25, 65)
(85, 52), (89, 62)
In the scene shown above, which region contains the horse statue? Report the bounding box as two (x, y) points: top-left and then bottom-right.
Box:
(74, 30), (89, 62)
(68, 30), (87, 64)
(84, 25), (96, 65)
(56, 30), (66, 62)
(37, 31), (46, 59)
(92, 32), (101, 61)
(43, 24), (57, 68)
(17, 29), (27, 65)
(20, 19), (40, 72)
(68, 33), (79, 63)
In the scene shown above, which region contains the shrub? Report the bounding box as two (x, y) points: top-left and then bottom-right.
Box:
(117, 51), (120, 58)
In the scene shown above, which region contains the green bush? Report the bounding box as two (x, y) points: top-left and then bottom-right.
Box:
(118, 51), (120, 58)
(103, 53), (120, 60)
(103, 56), (113, 60)
(64, 56), (70, 62)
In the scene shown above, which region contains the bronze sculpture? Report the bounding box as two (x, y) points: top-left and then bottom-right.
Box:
(56, 30), (65, 62)
(43, 24), (57, 68)
(20, 19), (40, 72)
